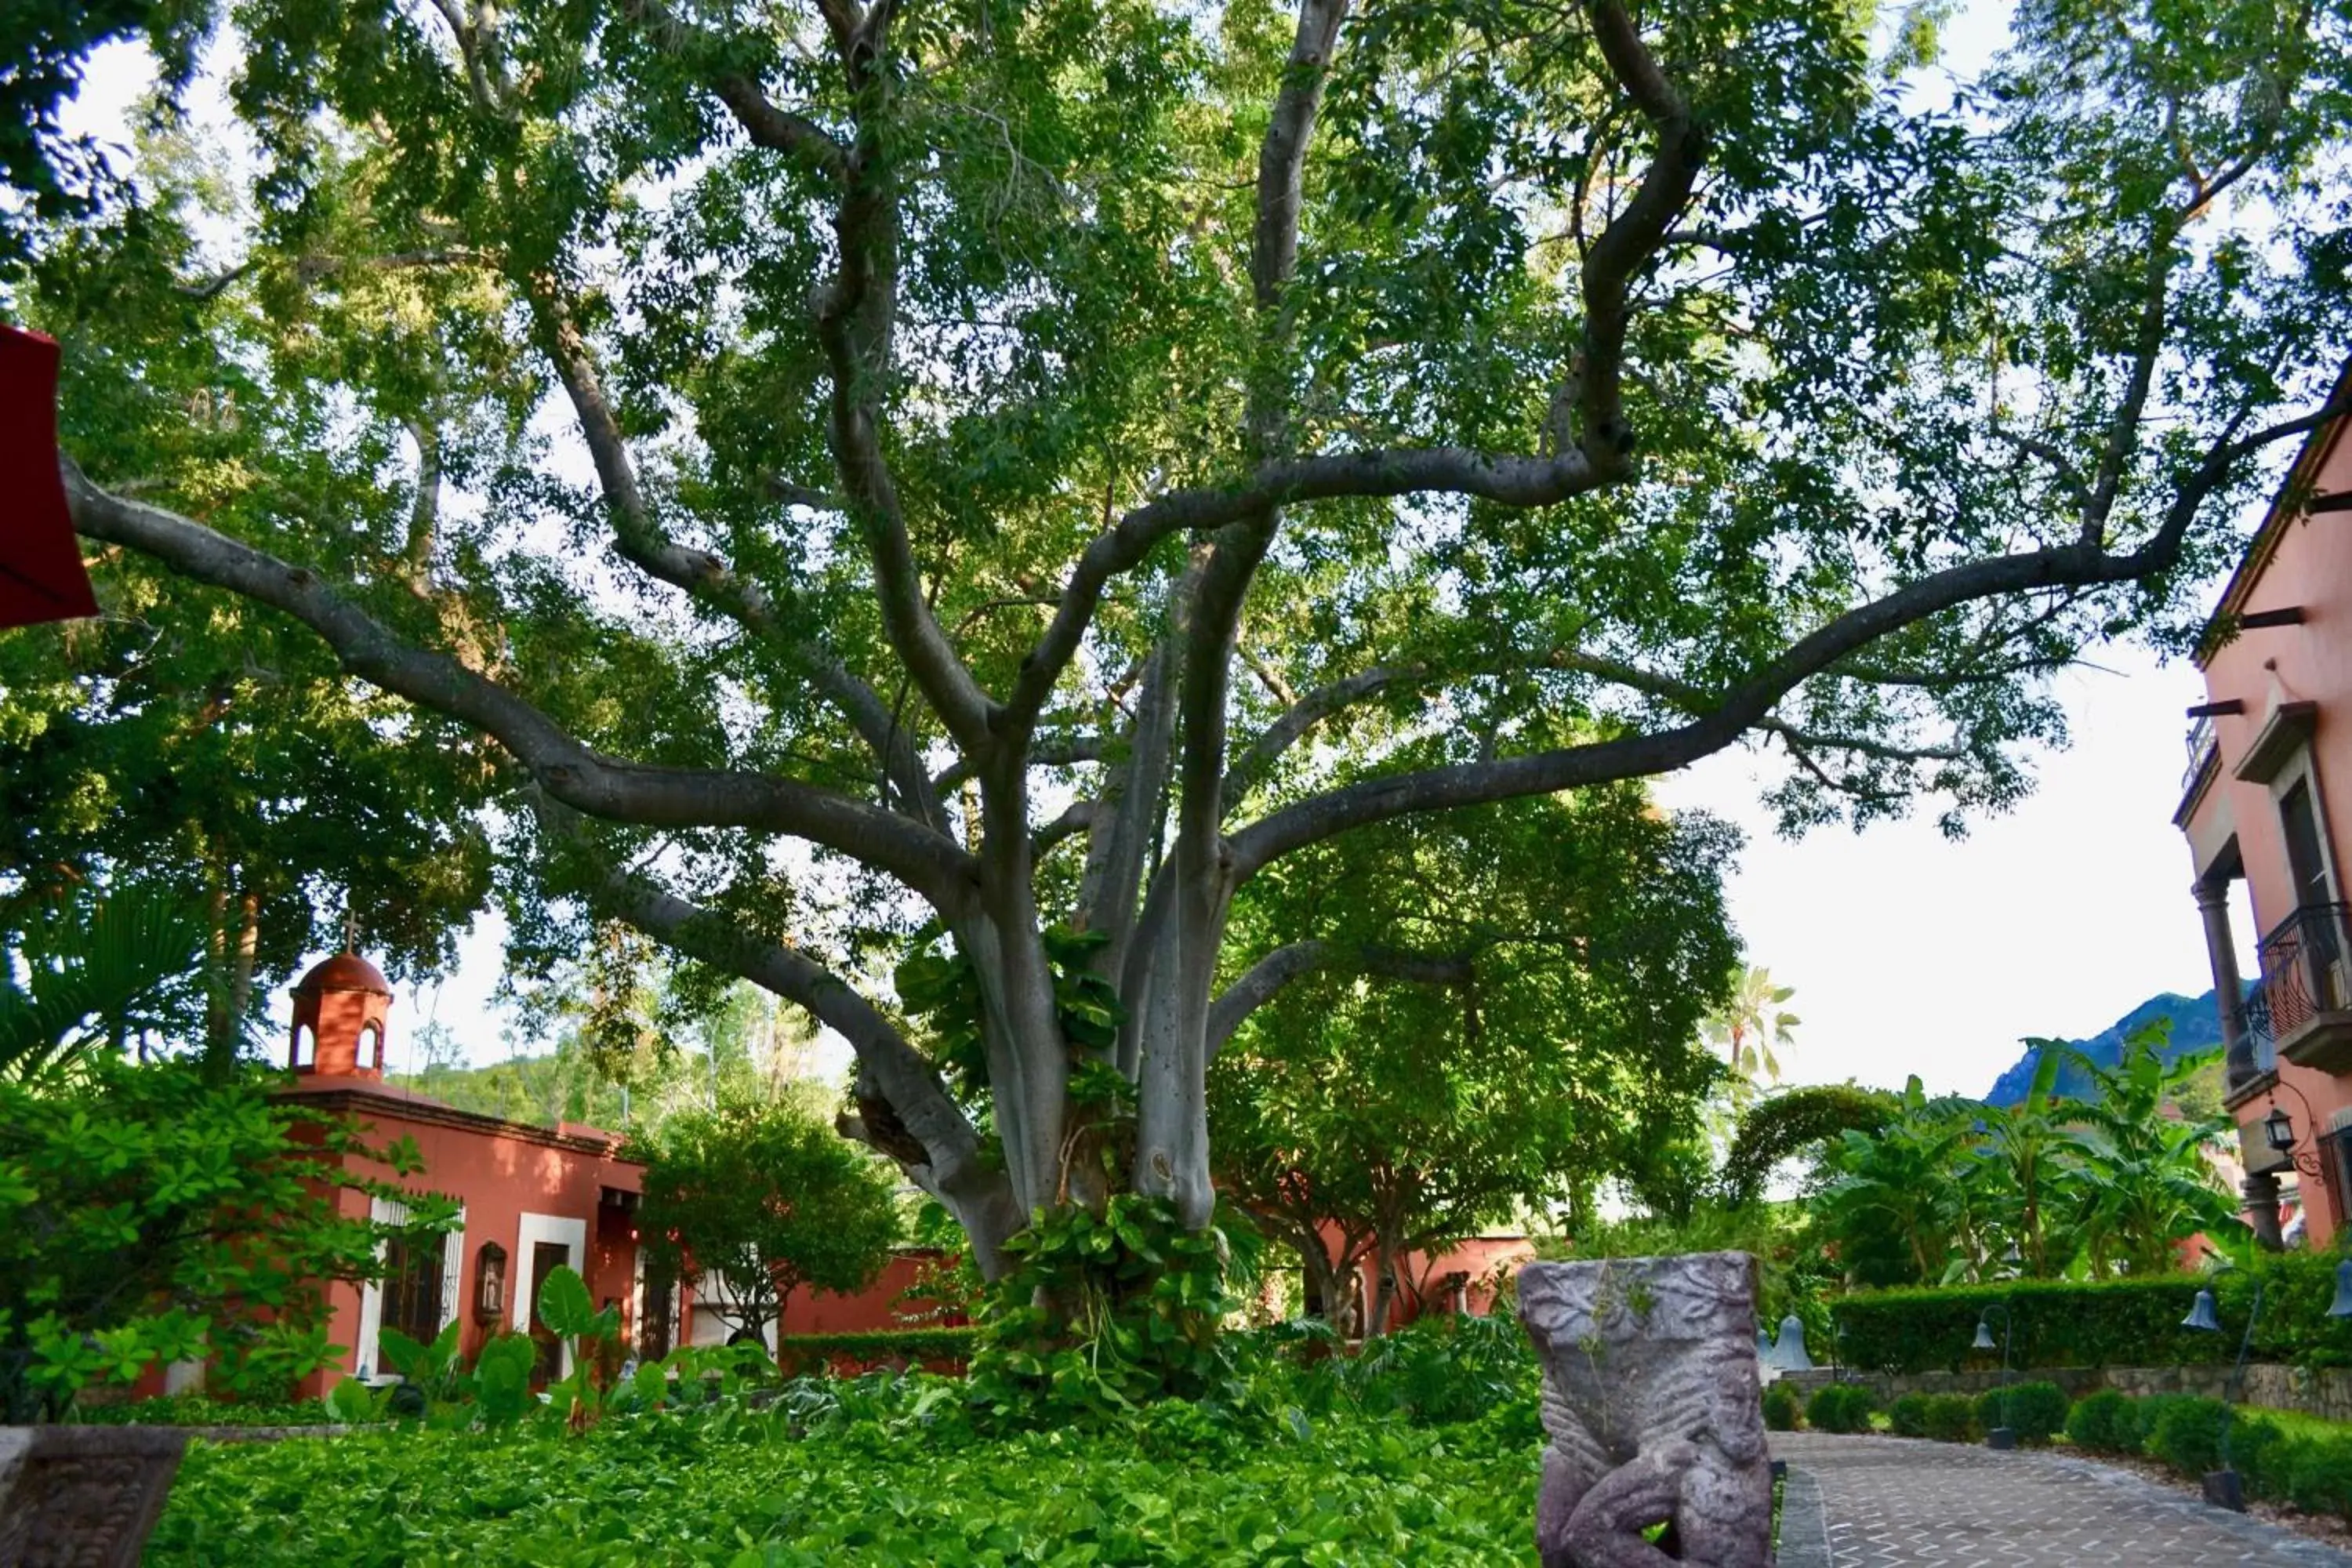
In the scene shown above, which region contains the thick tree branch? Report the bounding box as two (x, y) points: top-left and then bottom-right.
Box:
(1229, 392), (2352, 879)
(1573, 0), (1708, 458)
(1208, 939), (1474, 1056)
(814, 5), (997, 756)
(534, 298), (944, 829)
(1006, 447), (1600, 735)
(65, 464), (981, 912)
(583, 848), (1012, 1242)
(1222, 662), (1423, 815)
(622, 0), (849, 183)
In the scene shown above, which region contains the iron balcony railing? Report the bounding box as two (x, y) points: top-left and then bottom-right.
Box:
(2256, 902), (2352, 1047)
(2183, 716), (2220, 793)
(2234, 986), (2278, 1080)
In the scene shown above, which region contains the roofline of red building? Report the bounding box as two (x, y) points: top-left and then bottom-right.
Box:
(272, 1079), (647, 1164)
(2196, 354), (2352, 669)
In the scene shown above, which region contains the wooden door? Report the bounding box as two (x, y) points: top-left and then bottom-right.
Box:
(528, 1240), (570, 1389)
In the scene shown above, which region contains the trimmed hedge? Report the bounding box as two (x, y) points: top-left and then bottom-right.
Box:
(1976, 1381), (2068, 1446)
(773, 1328), (975, 1370)
(1887, 1392), (1933, 1439)
(1762, 1381), (1802, 1432)
(1831, 1252), (2352, 1375)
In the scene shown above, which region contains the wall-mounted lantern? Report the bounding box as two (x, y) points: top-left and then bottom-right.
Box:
(474, 1241), (508, 1325)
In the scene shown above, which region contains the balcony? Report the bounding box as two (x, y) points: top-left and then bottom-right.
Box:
(2176, 717), (2223, 824)
(2258, 902), (2352, 1075)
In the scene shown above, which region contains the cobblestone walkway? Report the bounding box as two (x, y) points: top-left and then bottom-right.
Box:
(1770, 1432), (2352, 1566)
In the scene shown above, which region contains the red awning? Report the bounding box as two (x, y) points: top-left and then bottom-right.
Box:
(0, 324), (100, 630)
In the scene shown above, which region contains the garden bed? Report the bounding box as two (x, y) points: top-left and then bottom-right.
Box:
(144, 1403), (1543, 1566)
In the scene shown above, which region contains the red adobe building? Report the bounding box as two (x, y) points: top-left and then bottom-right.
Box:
(260, 951), (1530, 1392)
(2177, 355), (2352, 1247)
(271, 952), (659, 1392)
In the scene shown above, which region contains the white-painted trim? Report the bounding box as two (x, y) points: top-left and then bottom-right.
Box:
(2267, 746), (2345, 909)
(356, 1196), (463, 1382)
(513, 1212), (589, 1377)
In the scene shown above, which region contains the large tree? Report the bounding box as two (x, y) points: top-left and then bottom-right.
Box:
(29, 0), (2352, 1278)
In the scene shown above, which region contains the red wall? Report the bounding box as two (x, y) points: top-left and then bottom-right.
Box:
(776, 1249), (963, 1335)
(2184, 409), (2352, 1242)
(277, 1083), (644, 1395)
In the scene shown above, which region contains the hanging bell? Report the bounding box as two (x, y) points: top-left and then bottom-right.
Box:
(1777, 1315), (1813, 1372)
(2181, 1288), (2223, 1333)
(2328, 1260), (2352, 1319)
(1972, 1316), (1998, 1352)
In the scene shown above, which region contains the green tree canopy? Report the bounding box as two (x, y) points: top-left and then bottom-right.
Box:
(21, 0), (2352, 1279)
(638, 1098), (904, 1341)
(1210, 786), (1737, 1330)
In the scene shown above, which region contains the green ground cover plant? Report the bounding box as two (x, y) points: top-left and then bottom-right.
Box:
(71, 1394), (335, 1427)
(148, 1369), (1544, 1566)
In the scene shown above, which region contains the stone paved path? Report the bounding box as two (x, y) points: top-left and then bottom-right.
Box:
(1770, 1432), (2352, 1566)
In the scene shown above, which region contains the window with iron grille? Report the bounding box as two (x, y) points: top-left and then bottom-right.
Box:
(381, 1227), (447, 1348)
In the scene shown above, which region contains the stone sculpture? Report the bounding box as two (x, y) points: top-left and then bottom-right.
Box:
(1517, 1252), (1773, 1567)
(0, 1425), (189, 1568)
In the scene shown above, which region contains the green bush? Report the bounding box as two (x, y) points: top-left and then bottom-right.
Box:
(1831, 1255), (2352, 1376)
(1887, 1392), (1933, 1438)
(2064, 1388), (2139, 1454)
(1762, 1381), (1802, 1432)
(1805, 1382), (1876, 1435)
(2281, 1434), (2352, 1521)
(1976, 1381), (2068, 1446)
(775, 1328), (976, 1370)
(1920, 1392), (1979, 1443)
(2128, 1392), (2194, 1454)
(2144, 1396), (2231, 1475)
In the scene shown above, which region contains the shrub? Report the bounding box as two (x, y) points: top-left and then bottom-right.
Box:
(773, 1328), (976, 1374)
(1920, 1392), (1979, 1443)
(1887, 1392), (1933, 1438)
(1976, 1381), (2068, 1446)
(2064, 1388), (2139, 1454)
(1805, 1382), (1876, 1435)
(2129, 1392), (2195, 1454)
(0, 1058), (448, 1421)
(2281, 1434), (2352, 1521)
(2230, 1413), (2288, 1497)
(1762, 1381), (1802, 1432)
(2144, 1396), (2231, 1476)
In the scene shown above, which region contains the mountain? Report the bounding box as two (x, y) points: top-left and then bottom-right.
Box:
(1980, 990), (2229, 1105)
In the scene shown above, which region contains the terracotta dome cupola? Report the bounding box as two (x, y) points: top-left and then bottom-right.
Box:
(289, 951), (394, 1079)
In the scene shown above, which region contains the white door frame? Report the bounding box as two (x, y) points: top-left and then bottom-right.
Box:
(355, 1196), (465, 1383)
(513, 1212), (589, 1377)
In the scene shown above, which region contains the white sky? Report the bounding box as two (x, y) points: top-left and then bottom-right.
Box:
(59, 0), (2251, 1099)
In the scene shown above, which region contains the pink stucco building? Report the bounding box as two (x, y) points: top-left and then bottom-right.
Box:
(2177, 355), (2352, 1246)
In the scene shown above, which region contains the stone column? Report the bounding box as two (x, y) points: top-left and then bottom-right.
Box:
(2197, 879), (2253, 1083)
(2244, 1169), (2285, 1251)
